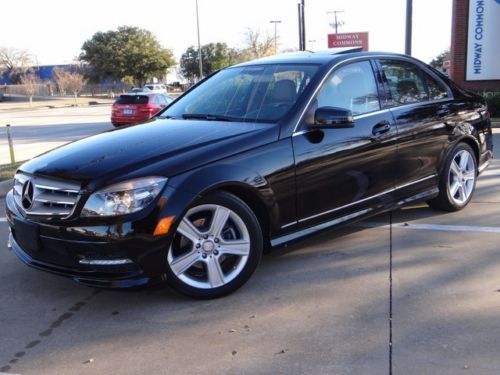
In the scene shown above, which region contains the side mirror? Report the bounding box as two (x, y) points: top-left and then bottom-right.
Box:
(312, 106), (354, 129)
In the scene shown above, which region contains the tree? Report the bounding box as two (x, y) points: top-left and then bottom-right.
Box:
(79, 26), (175, 86)
(241, 29), (275, 60)
(0, 47), (33, 83)
(429, 49), (450, 69)
(180, 43), (240, 83)
(52, 68), (86, 103)
(19, 73), (40, 106)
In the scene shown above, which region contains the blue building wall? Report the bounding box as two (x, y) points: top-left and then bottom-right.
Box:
(0, 64), (76, 84)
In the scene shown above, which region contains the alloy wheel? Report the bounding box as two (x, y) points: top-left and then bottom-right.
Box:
(447, 149), (476, 205)
(167, 204), (251, 290)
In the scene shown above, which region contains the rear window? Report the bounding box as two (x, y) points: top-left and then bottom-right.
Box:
(115, 95), (149, 105)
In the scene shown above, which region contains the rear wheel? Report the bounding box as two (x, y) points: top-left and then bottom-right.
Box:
(427, 143), (477, 211)
(166, 191), (263, 299)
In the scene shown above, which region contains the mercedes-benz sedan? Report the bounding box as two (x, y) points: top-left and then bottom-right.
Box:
(6, 51), (493, 298)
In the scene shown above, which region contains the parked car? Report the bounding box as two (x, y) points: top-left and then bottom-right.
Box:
(143, 84), (167, 94)
(128, 87), (151, 94)
(111, 93), (173, 126)
(6, 51), (493, 299)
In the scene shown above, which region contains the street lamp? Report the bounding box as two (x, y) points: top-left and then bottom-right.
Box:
(195, 0), (203, 80)
(269, 20), (282, 54)
(405, 0), (413, 55)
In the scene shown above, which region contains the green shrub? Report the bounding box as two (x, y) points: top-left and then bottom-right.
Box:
(482, 92), (500, 118)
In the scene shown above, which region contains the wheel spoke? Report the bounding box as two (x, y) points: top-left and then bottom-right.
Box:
(170, 251), (201, 276)
(449, 181), (460, 198)
(177, 218), (202, 243)
(459, 152), (470, 170)
(206, 257), (225, 287)
(463, 170), (475, 181)
(450, 160), (461, 177)
(458, 183), (467, 202)
(219, 239), (250, 256)
(209, 206), (230, 237)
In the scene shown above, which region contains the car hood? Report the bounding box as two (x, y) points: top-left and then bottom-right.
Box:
(21, 118), (279, 187)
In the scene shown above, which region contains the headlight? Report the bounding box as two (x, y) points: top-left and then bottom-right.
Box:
(81, 177), (167, 217)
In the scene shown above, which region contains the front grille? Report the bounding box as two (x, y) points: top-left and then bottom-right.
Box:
(13, 173), (81, 218)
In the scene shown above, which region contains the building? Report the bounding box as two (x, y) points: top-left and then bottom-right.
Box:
(450, 0), (500, 91)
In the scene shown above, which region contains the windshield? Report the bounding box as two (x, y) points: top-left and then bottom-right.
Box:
(162, 64), (319, 123)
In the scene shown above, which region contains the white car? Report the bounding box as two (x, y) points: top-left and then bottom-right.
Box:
(143, 84), (167, 94)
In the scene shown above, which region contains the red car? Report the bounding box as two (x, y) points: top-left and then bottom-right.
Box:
(111, 93), (173, 126)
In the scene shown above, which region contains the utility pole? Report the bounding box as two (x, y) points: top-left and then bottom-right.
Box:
(405, 0), (413, 55)
(195, 0), (203, 80)
(270, 20), (282, 54)
(297, 0), (306, 50)
(327, 10), (344, 34)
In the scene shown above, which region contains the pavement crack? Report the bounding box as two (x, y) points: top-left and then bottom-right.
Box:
(0, 288), (101, 373)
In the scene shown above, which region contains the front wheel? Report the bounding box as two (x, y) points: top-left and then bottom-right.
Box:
(427, 143), (477, 212)
(165, 191), (263, 299)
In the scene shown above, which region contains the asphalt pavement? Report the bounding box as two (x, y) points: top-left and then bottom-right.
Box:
(0, 106), (113, 164)
(0, 114), (499, 373)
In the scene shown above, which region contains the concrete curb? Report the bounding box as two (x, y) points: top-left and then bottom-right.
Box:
(0, 179), (13, 198)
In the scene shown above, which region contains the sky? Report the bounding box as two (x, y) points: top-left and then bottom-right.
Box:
(1, 0), (452, 66)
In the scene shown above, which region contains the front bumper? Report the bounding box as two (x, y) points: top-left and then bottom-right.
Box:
(5, 190), (172, 288)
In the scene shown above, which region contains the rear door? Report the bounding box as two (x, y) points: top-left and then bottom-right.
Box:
(376, 59), (453, 197)
(292, 59), (398, 226)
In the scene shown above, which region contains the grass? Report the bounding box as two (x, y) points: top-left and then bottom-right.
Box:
(0, 161), (24, 181)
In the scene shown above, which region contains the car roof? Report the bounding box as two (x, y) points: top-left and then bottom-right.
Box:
(233, 49), (419, 68)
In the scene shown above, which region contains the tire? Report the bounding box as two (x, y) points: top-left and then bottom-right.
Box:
(165, 191), (263, 299)
(427, 143), (477, 212)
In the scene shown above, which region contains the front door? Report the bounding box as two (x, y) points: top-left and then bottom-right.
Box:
(293, 60), (398, 226)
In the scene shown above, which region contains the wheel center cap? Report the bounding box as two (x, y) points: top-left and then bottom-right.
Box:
(202, 241), (215, 252)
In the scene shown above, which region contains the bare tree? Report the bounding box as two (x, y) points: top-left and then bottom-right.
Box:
(0, 47), (33, 83)
(65, 72), (86, 104)
(52, 69), (86, 103)
(19, 73), (40, 106)
(242, 29), (276, 60)
(52, 67), (67, 95)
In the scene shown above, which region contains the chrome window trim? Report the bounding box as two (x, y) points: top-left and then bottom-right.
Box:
(292, 54), (455, 135)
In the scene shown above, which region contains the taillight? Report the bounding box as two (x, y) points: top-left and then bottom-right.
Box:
(138, 104), (155, 114)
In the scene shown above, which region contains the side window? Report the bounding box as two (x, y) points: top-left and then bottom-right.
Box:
(380, 60), (428, 105)
(316, 61), (380, 116)
(423, 73), (449, 101)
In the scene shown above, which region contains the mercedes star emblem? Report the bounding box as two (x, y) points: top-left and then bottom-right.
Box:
(21, 180), (34, 210)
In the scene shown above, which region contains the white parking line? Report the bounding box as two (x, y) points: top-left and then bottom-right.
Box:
(0, 217), (6, 222)
(356, 221), (500, 234)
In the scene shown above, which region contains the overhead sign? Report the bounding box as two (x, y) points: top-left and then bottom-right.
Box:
(328, 32), (369, 51)
(466, 0), (500, 80)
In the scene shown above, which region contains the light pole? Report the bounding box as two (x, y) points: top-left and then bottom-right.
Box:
(270, 20), (282, 54)
(405, 0), (413, 55)
(327, 10), (344, 34)
(195, 0), (203, 80)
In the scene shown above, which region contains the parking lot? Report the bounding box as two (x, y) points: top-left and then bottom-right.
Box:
(0, 108), (499, 374)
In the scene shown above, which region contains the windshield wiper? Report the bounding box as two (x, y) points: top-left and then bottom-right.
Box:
(182, 113), (236, 122)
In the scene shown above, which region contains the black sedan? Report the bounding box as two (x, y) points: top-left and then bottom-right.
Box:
(6, 51), (493, 298)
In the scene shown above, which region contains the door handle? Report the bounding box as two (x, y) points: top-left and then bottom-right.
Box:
(372, 121), (391, 137)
